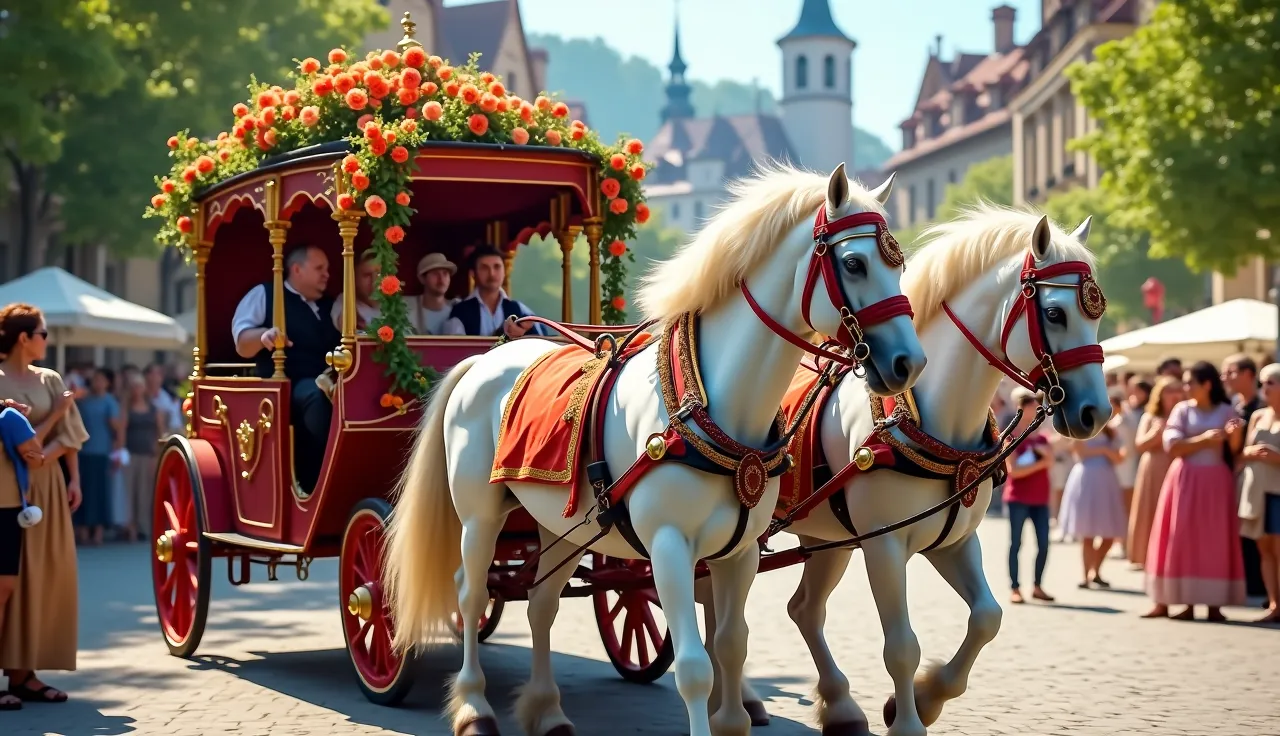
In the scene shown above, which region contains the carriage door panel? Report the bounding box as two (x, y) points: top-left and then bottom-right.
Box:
(192, 382), (288, 540)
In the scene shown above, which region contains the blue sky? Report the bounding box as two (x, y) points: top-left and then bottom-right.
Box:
(505, 0), (1044, 150)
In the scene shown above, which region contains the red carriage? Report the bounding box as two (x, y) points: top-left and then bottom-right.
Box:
(147, 19), (670, 704)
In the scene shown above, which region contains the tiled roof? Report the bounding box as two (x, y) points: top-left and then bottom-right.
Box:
(440, 0), (510, 68)
(646, 114), (797, 185)
(779, 0), (854, 44)
(884, 108), (1011, 169)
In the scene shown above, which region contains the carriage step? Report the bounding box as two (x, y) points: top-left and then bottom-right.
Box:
(203, 532), (307, 554)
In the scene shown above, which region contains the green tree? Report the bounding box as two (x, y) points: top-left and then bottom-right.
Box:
(1041, 187), (1203, 335)
(1067, 0), (1279, 272)
(2, 0), (384, 275)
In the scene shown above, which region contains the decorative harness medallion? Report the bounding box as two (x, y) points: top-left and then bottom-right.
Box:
(955, 457), (985, 508)
(1079, 274), (1107, 321)
(879, 228), (904, 268)
(735, 452), (768, 509)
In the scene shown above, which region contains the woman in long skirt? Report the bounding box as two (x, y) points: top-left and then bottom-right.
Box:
(1059, 410), (1128, 588)
(1128, 377), (1184, 570)
(1143, 361), (1246, 621)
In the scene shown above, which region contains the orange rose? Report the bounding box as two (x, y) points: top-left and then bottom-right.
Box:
(610, 197), (629, 215)
(334, 73), (356, 94)
(241, 114), (257, 130)
(401, 67), (422, 89)
(629, 164), (646, 181)
(438, 66), (454, 81)
(391, 395), (405, 409)
(385, 130), (397, 144)
(496, 99), (509, 113)
(312, 76), (334, 97)
(397, 88), (419, 106)
(257, 90), (279, 109)
(379, 393), (394, 408)
(626, 138), (644, 156)
(176, 216), (194, 233)
(161, 180), (176, 194)
(608, 240), (627, 257)
(391, 145), (409, 163)
(358, 114), (375, 131)
(337, 193), (356, 210)
(281, 105), (296, 121)
(342, 155), (360, 173)
(552, 102), (570, 118)
(468, 114), (489, 136)
(610, 153), (626, 170)
(395, 191), (411, 206)
(489, 81), (506, 97)
(365, 194), (388, 218)
(233, 103), (249, 117)
(480, 72), (495, 84)
(351, 62), (369, 76)
(535, 95), (551, 111)
(400, 119), (418, 134)
(151, 194), (167, 208)
(329, 48), (347, 64)
(219, 149), (231, 161)
(479, 93), (499, 113)
(259, 108), (276, 127)
(423, 81), (438, 96)
(635, 203), (651, 224)
(195, 156), (214, 174)
(381, 50), (401, 68)
(404, 105), (419, 119)
(300, 106), (320, 126)
(611, 296), (626, 311)
(385, 225), (405, 244)
(509, 95), (524, 107)
(428, 55), (443, 69)
(351, 171), (370, 191)
(182, 166), (198, 183)
(364, 72), (390, 99)
(379, 275), (401, 295)
(377, 325), (394, 342)
(571, 127), (585, 141)
(511, 127), (530, 145)
(284, 90), (301, 106)
(519, 103), (535, 124)
(370, 138), (388, 157)
(167, 136), (179, 149)
(600, 178), (621, 199)
(346, 88), (369, 110)
(403, 47), (427, 68)
(460, 83), (481, 105)
(444, 81), (461, 97)
(424, 101), (444, 121)
(546, 129), (562, 146)
(299, 57), (321, 75)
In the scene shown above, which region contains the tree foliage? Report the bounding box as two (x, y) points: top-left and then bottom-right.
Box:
(1067, 0), (1279, 273)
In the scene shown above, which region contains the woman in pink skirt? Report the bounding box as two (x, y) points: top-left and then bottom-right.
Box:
(1143, 361), (1246, 621)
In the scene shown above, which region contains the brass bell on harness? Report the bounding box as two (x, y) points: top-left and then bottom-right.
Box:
(854, 446), (876, 471)
(645, 433), (667, 460)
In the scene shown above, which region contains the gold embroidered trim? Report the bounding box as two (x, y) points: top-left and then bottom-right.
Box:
(491, 347), (600, 484)
(867, 388), (1000, 476)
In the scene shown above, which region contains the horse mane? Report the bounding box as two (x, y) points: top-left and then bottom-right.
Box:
(901, 201), (1096, 328)
(636, 161), (885, 323)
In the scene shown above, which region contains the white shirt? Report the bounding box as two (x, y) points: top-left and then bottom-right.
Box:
(441, 289), (537, 336)
(330, 296), (383, 333)
(404, 294), (458, 335)
(231, 282), (322, 344)
(151, 388), (184, 434)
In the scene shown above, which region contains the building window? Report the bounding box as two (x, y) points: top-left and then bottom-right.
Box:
(926, 179), (936, 219)
(671, 202), (680, 220)
(694, 200), (705, 220)
(907, 185), (917, 224)
(948, 170), (957, 184)
(796, 56), (808, 89)
(507, 71), (517, 93)
(823, 55), (836, 89)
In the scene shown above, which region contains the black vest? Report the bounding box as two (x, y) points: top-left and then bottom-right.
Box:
(254, 282), (342, 380)
(449, 296), (541, 337)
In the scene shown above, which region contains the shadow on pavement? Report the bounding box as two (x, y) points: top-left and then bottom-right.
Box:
(3, 700), (137, 735)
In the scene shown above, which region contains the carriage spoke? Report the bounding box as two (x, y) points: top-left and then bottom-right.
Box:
(160, 563), (177, 596)
(640, 600), (662, 648)
(607, 595), (625, 624)
(163, 500), (181, 533)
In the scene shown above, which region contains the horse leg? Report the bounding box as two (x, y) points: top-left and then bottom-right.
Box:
(696, 578), (769, 726)
(861, 536), (926, 736)
(449, 486), (507, 735)
(648, 525), (714, 736)
(706, 545), (759, 736)
(787, 539), (867, 735)
(904, 533), (1002, 728)
(513, 526), (583, 736)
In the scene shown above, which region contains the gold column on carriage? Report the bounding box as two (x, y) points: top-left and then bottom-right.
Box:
(584, 168), (604, 324)
(552, 193), (581, 323)
(328, 165), (361, 374)
(189, 207), (210, 380)
(263, 178), (291, 380)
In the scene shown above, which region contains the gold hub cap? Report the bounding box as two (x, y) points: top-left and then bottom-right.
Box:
(155, 530), (176, 564)
(348, 585), (373, 621)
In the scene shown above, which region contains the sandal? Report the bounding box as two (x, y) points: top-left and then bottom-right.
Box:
(1089, 575), (1111, 588)
(0, 692), (21, 711)
(8, 673), (68, 703)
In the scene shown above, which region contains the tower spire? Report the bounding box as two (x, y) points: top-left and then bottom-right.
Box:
(661, 0), (695, 122)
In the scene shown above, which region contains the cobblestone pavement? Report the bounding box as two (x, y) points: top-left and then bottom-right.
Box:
(5, 519), (1277, 735)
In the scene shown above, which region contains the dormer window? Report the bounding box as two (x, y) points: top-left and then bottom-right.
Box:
(796, 55), (809, 89)
(824, 55), (836, 88)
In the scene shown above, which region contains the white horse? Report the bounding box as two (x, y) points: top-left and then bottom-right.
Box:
(382, 163), (928, 736)
(703, 205), (1113, 736)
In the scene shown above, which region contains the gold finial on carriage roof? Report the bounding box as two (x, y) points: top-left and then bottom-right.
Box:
(398, 11), (422, 51)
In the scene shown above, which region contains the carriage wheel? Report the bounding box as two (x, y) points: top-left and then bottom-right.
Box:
(150, 440), (212, 659)
(341, 498), (415, 706)
(452, 594), (505, 643)
(592, 553), (675, 684)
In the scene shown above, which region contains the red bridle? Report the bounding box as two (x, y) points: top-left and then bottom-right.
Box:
(742, 208), (915, 367)
(943, 250), (1107, 406)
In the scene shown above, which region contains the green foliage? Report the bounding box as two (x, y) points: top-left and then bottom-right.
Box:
(1067, 0), (1280, 273)
(527, 32), (894, 168)
(1041, 187), (1203, 334)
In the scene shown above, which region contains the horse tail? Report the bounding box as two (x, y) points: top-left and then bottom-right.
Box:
(384, 355), (478, 654)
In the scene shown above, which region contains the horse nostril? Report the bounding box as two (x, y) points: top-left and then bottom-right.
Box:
(1080, 404), (1098, 433)
(893, 355), (911, 381)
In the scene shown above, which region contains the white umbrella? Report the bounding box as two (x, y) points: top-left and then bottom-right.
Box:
(0, 267), (188, 371)
(1100, 299), (1276, 373)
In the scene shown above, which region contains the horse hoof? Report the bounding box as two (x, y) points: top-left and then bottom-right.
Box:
(744, 700), (771, 726)
(822, 719), (873, 736)
(883, 695), (897, 727)
(542, 727), (575, 736)
(459, 716), (501, 736)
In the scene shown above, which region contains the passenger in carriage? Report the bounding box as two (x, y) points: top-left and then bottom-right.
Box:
(441, 245), (547, 338)
(404, 253), (458, 335)
(330, 250), (383, 333)
(230, 243), (340, 492)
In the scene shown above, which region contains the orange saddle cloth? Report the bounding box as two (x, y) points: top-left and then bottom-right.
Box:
(491, 336), (653, 495)
(775, 365), (833, 518)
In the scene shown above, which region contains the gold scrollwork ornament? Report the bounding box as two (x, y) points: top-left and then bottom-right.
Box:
(233, 399), (275, 480)
(1079, 274), (1107, 320)
(878, 227), (905, 268)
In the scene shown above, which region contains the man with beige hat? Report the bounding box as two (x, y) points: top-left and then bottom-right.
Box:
(406, 252), (459, 335)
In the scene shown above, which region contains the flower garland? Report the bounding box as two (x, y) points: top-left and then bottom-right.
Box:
(146, 45), (650, 402)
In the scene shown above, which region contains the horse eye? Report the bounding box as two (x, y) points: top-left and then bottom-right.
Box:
(842, 254), (866, 277)
(1046, 306), (1067, 325)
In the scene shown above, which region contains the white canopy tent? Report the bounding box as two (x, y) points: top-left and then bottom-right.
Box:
(1100, 298), (1276, 374)
(0, 267), (188, 372)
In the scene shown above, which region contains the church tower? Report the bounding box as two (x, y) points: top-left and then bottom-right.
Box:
(661, 14), (695, 122)
(777, 0), (855, 173)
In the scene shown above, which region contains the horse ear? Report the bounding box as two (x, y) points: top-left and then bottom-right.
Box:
(826, 162), (849, 213)
(1032, 215), (1052, 261)
(869, 171), (895, 206)
(1072, 215), (1093, 245)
